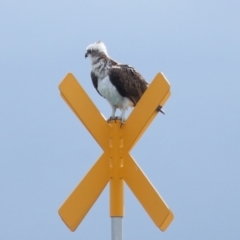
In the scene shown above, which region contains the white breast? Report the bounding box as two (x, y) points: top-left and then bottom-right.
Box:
(97, 76), (123, 107)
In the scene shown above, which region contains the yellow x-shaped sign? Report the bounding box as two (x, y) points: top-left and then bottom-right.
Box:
(58, 73), (173, 232)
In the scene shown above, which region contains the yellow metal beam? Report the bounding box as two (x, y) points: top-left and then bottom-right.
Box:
(108, 121), (124, 217)
(123, 73), (170, 151)
(137, 90), (171, 142)
(58, 153), (109, 231)
(123, 154), (173, 230)
(159, 210), (174, 231)
(110, 178), (124, 217)
(59, 73), (109, 150)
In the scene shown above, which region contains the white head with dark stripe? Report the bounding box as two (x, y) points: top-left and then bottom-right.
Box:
(85, 41), (108, 62)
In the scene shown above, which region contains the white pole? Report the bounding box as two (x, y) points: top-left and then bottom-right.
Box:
(111, 217), (122, 240)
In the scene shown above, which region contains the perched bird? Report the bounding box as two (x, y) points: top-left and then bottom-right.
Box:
(85, 41), (164, 124)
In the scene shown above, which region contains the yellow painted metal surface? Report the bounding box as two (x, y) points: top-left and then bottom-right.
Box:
(108, 122), (124, 216)
(58, 72), (173, 233)
(58, 153), (109, 231)
(123, 154), (173, 230)
(110, 178), (124, 216)
(59, 73), (109, 150)
(123, 73), (171, 151)
(159, 210), (174, 231)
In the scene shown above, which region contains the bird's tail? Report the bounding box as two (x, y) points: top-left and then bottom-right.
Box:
(156, 105), (165, 115)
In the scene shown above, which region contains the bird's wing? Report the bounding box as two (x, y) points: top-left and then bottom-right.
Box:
(108, 65), (148, 106)
(91, 71), (103, 97)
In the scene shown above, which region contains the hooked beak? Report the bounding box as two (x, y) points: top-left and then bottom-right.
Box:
(85, 52), (88, 58)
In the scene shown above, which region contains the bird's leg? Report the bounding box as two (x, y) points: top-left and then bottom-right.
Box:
(119, 108), (126, 128)
(107, 105), (117, 123)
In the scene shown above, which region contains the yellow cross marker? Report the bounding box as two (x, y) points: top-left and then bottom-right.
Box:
(58, 72), (173, 233)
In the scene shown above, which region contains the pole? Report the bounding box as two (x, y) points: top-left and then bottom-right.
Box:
(111, 217), (122, 240)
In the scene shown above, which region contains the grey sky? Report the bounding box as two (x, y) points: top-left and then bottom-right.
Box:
(0, 1), (240, 239)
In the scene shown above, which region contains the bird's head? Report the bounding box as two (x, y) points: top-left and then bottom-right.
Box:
(85, 41), (108, 61)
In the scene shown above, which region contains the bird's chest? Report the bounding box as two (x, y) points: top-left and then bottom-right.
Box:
(97, 76), (122, 106)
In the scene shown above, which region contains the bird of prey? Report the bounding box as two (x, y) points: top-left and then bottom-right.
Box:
(85, 41), (164, 124)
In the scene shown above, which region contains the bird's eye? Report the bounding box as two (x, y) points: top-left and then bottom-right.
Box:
(88, 49), (92, 54)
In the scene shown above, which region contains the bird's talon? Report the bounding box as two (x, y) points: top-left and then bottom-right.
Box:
(107, 116), (125, 126)
(107, 117), (114, 123)
(120, 118), (125, 128)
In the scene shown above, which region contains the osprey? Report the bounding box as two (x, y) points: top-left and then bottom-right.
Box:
(85, 41), (164, 124)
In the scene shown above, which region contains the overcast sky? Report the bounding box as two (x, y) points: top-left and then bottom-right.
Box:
(0, 1), (240, 239)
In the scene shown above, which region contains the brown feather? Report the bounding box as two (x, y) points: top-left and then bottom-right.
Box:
(108, 65), (148, 106)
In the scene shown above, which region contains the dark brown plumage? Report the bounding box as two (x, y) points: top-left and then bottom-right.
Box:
(108, 65), (149, 106)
